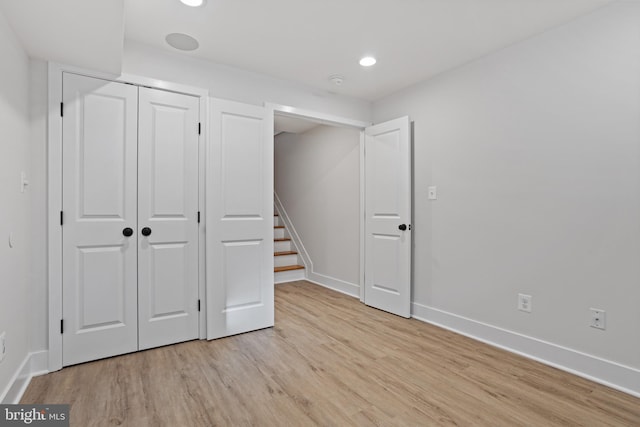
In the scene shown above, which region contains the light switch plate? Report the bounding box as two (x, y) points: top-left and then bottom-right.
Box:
(21, 171), (29, 193)
(428, 186), (437, 200)
(0, 332), (6, 363)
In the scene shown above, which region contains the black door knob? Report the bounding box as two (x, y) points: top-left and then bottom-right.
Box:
(398, 224), (407, 231)
(122, 227), (133, 237)
(141, 227), (152, 236)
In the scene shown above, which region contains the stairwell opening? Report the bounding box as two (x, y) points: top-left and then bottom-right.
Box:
(273, 113), (362, 293)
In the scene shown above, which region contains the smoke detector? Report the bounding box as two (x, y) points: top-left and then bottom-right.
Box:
(328, 75), (344, 86)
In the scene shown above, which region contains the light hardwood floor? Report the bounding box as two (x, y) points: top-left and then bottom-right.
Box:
(22, 281), (640, 426)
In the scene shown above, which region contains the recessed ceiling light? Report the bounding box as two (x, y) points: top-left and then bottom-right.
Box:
(166, 33), (199, 51)
(359, 56), (377, 67)
(180, 0), (205, 7)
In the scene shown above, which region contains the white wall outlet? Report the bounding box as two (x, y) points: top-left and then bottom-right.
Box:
(0, 332), (6, 363)
(428, 186), (437, 200)
(590, 308), (606, 330)
(518, 293), (532, 313)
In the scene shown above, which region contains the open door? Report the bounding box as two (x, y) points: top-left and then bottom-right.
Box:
(364, 117), (412, 318)
(207, 99), (274, 339)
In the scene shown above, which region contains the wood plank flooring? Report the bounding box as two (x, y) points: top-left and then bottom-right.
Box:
(22, 281), (640, 426)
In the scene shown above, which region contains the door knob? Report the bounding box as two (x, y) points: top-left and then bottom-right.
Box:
(122, 227), (133, 237)
(141, 227), (152, 236)
(398, 224), (407, 231)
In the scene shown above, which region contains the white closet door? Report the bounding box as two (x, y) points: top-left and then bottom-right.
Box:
(364, 117), (412, 318)
(207, 99), (274, 339)
(62, 73), (139, 366)
(137, 87), (200, 350)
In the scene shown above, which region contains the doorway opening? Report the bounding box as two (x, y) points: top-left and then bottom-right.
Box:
(269, 104), (412, 318)
(273, 113), (363, 297)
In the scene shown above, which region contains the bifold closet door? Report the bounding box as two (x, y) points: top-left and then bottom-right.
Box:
(137, 87), (200, 350)
(62, 73), (139, 366)
(62, 74), (200, 366)
(207, 99), (274, 339)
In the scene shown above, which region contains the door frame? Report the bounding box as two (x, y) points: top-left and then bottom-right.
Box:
(265, 103), (371, 301)
(47, 63), (209, 372)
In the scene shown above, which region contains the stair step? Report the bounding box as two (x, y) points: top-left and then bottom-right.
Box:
(274, 237), (291, 242)
(274, 251), (298, 256)
(274, 265), (305, 273)
(274, 225), (285, 229)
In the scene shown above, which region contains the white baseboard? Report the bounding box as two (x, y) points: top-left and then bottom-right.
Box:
(306, 272), (359, 298)
(0, 350), (49, 404)
(411, 302), (640, 398)
(30, 350), (49, 377)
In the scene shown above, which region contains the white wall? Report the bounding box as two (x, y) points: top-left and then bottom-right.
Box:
(373, 1), (640, 372)
(0, 9), (32, 400)
(275, 126), (361, 288)
(123, 41), (371, 123)
(28, 59), (48, 355)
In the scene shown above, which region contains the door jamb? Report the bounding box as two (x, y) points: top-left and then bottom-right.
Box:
(47, 63), (209, 372)
(264, 103), (370, 302)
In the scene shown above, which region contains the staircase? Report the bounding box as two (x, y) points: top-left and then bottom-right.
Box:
(274, 212), (305, 283)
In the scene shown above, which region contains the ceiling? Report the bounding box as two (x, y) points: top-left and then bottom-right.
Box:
(1, 0), (615, 101)
(274, 115), (319, 136)
(0, 0), (124, 75)
(124, 0), (614, 101)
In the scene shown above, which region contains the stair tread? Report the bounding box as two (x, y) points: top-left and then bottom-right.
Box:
(274, 237), (291, 242)
(274, 251), (298, 256)
(274, 265), (305, 273)
(274, 225), (285, 229)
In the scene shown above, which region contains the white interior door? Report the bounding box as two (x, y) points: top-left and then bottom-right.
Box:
(207, 99), (274, 339)
(62, 73), (139, 365)
(364, 117), (412, 318)
(138, 87), (200, 350)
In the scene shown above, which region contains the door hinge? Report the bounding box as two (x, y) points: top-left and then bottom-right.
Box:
(60, 211), (64, 226)
(197, 211), (201, 223)
(198, 299), (201, 312)
(198, 122), (201, 135)
(60, 102), (64, 117)
(60, 319), (64, 334)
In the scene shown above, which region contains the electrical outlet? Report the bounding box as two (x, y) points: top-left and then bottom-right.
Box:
(0, 332), (6, 363)
(518, 294), (532, 313)
(428, 186), (437, 200)
(590, 308), (606, 330)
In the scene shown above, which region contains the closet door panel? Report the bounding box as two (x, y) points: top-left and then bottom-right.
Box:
(138, 87), (200, 350)
(62, 73), (139, 366)
(207, 99), (274, 339)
